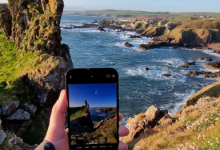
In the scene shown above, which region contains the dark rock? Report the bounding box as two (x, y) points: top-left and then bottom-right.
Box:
(124, 42), (133, 47)
(99, 19), (106, 25)
(92, 20), (98, 23)
(16, 119), (32, 136)
(158, 114), (173, 126)
(144, 68), (149, 71)
(163, 74), (171, 77)
(1, 100), (20, 117)
(128, 35), (141, 38)
(23, 103), (37, 117)
(167, 63), (172, 66)
(0, 5), (12, 40)
(198, 57), (213, 61)
(97, 26), (106, 32)
(6, 109), (30, 121)
(205, 61), (220, 70)
(0, 130), (6, 145)
(198, 58), (204, 61)
(197, 84), (201, 87)
(171, 105), (175, 108)
(183, 61), (196, 66)
(61, 44), (74, 71)
(177, 65), (189, 68)
(186, 71), (199, 76)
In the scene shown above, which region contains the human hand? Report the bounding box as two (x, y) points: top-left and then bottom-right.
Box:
(45, 90), (129, 150)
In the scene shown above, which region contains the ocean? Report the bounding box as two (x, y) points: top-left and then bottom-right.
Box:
(61, 15), (219, 125)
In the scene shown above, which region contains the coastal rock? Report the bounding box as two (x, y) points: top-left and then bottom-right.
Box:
(1, 100), (20, 117)
(145, 105), (160, 121)
(144, 68), (149, 71)
(98, 26), (106, 32)
(158, 114), (173, 126)
(27, 56), (67, 107)
(204, 57), (213, 61)
(6, 109), (30, 121)
(99, 19), (106, 25)
(124, 42), (133, 47)
(163, 74), (171, 77)
(183, 61), (196, 66)
(138, 44), (148, 50)
(92, 20), (98, 23)
(167, 63), (172, 66)
(177, 65), (189, 68)
(0, 130), (6, 145)
(198, 57), (213, 61)
(23, 103), (37, 117)
(186, 71), (199, 76)
(141, 25), (166, 37)
(205, 61), (220, 70)
(94, 120), (104, 129)
(198, 58), (204, 61)
(128, 35), (141, 38)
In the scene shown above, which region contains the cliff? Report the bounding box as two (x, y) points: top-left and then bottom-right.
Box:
(0, 0), (73, 148)
(139, 20), (220, 51)
(121, 80), (220, 150)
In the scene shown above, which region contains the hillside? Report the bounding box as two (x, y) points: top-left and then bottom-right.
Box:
(0, 0), (73, 148)
(121, 81), (220, 150)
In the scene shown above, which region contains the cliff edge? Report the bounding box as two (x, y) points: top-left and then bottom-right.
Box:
(0, 0), (73, 147)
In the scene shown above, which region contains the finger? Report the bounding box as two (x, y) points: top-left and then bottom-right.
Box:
(119, 113), (123, 122)
(118, 141), (128, 150)
(49, 90), (68, 129)
(65, 128), (69, 134)
(119, 125), (129, 137)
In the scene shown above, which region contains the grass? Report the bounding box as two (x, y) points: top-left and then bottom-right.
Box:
(69, 107), (85, 121)
(0, 29), (44, 105)
(126, 97), (220, 150)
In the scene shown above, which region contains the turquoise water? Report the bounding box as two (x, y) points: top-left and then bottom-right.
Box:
(61, 15), (219, 125)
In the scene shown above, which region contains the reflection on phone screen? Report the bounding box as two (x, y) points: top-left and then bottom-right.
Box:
(68, 83), (117, 146)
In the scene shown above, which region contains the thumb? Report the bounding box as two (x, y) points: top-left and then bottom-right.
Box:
(46, 90), (68, 137)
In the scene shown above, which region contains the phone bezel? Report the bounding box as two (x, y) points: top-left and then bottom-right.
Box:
(65, 68), (119, 150)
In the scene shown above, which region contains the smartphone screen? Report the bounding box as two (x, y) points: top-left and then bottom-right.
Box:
(66, 69), (119, 150)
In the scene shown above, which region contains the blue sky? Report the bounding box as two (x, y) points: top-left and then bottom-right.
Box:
(63, 0), (220, 12)
(68, 84), (117, 108)
(1, 0), (219, 12)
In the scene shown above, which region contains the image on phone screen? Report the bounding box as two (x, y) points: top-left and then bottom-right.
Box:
(68, 83), (117, 146)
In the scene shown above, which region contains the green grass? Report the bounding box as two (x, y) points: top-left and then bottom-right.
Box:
(0, 29), (43, 105)
(69, 107), (85, 121)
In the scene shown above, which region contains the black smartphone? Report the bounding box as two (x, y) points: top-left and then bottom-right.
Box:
(66, 68), (119, 150)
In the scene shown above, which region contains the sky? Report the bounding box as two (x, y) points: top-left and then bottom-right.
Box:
(1, 0), (219, 12)
(68, 84), (117, 108)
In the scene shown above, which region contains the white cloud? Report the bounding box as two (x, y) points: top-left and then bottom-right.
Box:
(0, 0), (8, 3)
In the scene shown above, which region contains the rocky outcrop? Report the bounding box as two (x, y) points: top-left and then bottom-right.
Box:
(183, 61), (196, 66)
(123, 106), (172, 143)
(23, 103), (37, 117)
(186, 70), (220, 78)
(6, 109), (30, 121)
(141, 25), (167, 37)
(163, 74), (171, 77)
(99, 19), (106, 25)
(97, 26), (106, 32)
(198, 57), (213, 61)
(0, 4), (12, 40)
(205, 61), (220, 70)
(124, 42), (133, 47)
(1, 100), (20, 117)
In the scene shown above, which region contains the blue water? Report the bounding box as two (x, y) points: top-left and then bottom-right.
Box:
(61, 15), (219, 125)
(89, 108), (110, 124)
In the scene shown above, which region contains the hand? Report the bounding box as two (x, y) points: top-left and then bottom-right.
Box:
(45, 90), (129, 150)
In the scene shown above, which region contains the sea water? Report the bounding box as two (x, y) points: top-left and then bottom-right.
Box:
(61, 15), (219, 125)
